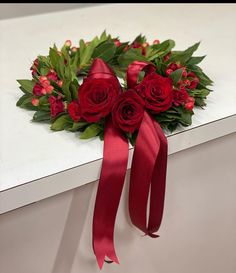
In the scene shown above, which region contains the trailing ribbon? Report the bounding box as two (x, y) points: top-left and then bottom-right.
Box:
(91, 59), (129, 269)
(93, 117), (128, 269)
(127, 61), (168, 237)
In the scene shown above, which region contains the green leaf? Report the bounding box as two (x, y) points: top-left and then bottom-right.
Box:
(118, 48), (146, 70)
(189, 65), (213, 86)
(170, 42), (200, 64)
(175, 107), (193, 125)
(50, 114), (72, 131)
(68, 121), (88, 132)
(187, 55), (206, 65)
(147, 39), (175, 60)
(79, 123), (102, 139)
(62, 80), (72, 102)
(133, 34), (146, 44)
(49, 48), (60, 69)
(92, 42), (116, 62)
(17, 80), (35, 94)
(16, 94), (31, 106)
(169, 68), (183, 85)
(33, 111), (51, 122)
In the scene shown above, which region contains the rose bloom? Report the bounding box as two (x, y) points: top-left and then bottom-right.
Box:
(79, 77), (120, 123)
(135, 72), (173, 114)
(48, 95), (64, 118)
(68, 100), (81, 122)
(173, 87), (189, 106)
(112, 90), (145, 133)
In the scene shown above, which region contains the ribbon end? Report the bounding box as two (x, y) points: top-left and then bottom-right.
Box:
(96, 255), (105, 270)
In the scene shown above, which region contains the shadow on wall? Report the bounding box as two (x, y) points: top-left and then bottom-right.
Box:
(0, 3), (103, 20)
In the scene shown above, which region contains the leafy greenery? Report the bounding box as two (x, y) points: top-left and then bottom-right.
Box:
(16, 31), (213, 145)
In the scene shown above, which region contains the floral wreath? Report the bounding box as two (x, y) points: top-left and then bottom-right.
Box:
(16, 31), (213, 269)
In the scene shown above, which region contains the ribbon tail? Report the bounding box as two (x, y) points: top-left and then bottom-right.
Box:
(92, 118), (128, 269)
(129, 111), (161, 234)
(148, 121), (168, 235)
(129, 112), (168, 238)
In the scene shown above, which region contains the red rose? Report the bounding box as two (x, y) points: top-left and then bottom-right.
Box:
(48, 95), (64, 118)
(173, 87), (189, 106)
(112, 90), (145, 133)
(68, 100), (81, 122)
(79, 77), (120, 123)
(47, 70), (58, 82)
(135, 72), (173, 114)
(33, 83), (45, 96)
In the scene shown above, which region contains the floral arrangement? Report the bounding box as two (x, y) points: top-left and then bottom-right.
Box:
(16, 31), (213, 269)
(16, 31), (213, 145)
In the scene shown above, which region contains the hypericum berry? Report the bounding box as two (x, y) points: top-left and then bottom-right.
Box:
(114, 39), (121, 47)
(189, 78), (199, 90)
(142, 42), (149, 47)
(71, 47), (77, 52)
(41, 80), (51, 88)
(124, 45), (129, 52)
(41, 88), (47, 95)
(39, 76), (47, 83)
(163, 53), (171, 62)
(183, 79), (190, 86)
(168, 63), (178, 71)
(57, 80), (63, 87)
(65, 40), (72, 47)
(166, 69), (173, 76)
(187, 71), (196, 78)
(45, 85), (54, 94)
(153, 39), (160, 45)
(185, 101), (194, 111)
(31, 98), (39, 106)
(182, 68), (187, 78)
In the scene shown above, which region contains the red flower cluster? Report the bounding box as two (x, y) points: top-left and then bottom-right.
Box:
(66, 59), (174, 133)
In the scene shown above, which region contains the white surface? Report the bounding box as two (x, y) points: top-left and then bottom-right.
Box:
(0, 133), (236, 273)
(0, 4), (236, 212)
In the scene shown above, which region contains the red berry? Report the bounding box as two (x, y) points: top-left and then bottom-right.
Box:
(183, 79), (190, 86)
(185, 101), (194, 111)
(57, 80), (63, 87)
(166, 69), (173, 76)
(39, 76), (47, 83)
(182, 68), (187, 78)
(142, 42), (149, 47)
(114, 39), (121, 47)
(65, 40), (72, 47)
(45, 85), (54, 94)
(153, 39), (160, 45)
(168, 63), (178, 71)
(187, 71), (196, 78)
(31, 98), (39, 106)
(71, 47), (77, 52)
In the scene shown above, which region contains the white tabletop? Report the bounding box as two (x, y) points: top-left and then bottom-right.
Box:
(0, 4), (236, 213)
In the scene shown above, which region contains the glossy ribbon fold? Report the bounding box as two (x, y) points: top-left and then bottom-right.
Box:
(127, 60), (168, 237)
(92, 58), (168, 269)
(93, 118), (128, 269)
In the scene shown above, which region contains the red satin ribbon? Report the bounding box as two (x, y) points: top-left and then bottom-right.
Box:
(93, 117), (128, 269)
(129, 112), (167, 237)
(127, 61), (168, 237)
(90, 58), (129, 269)
(126, 60), (155, 89)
